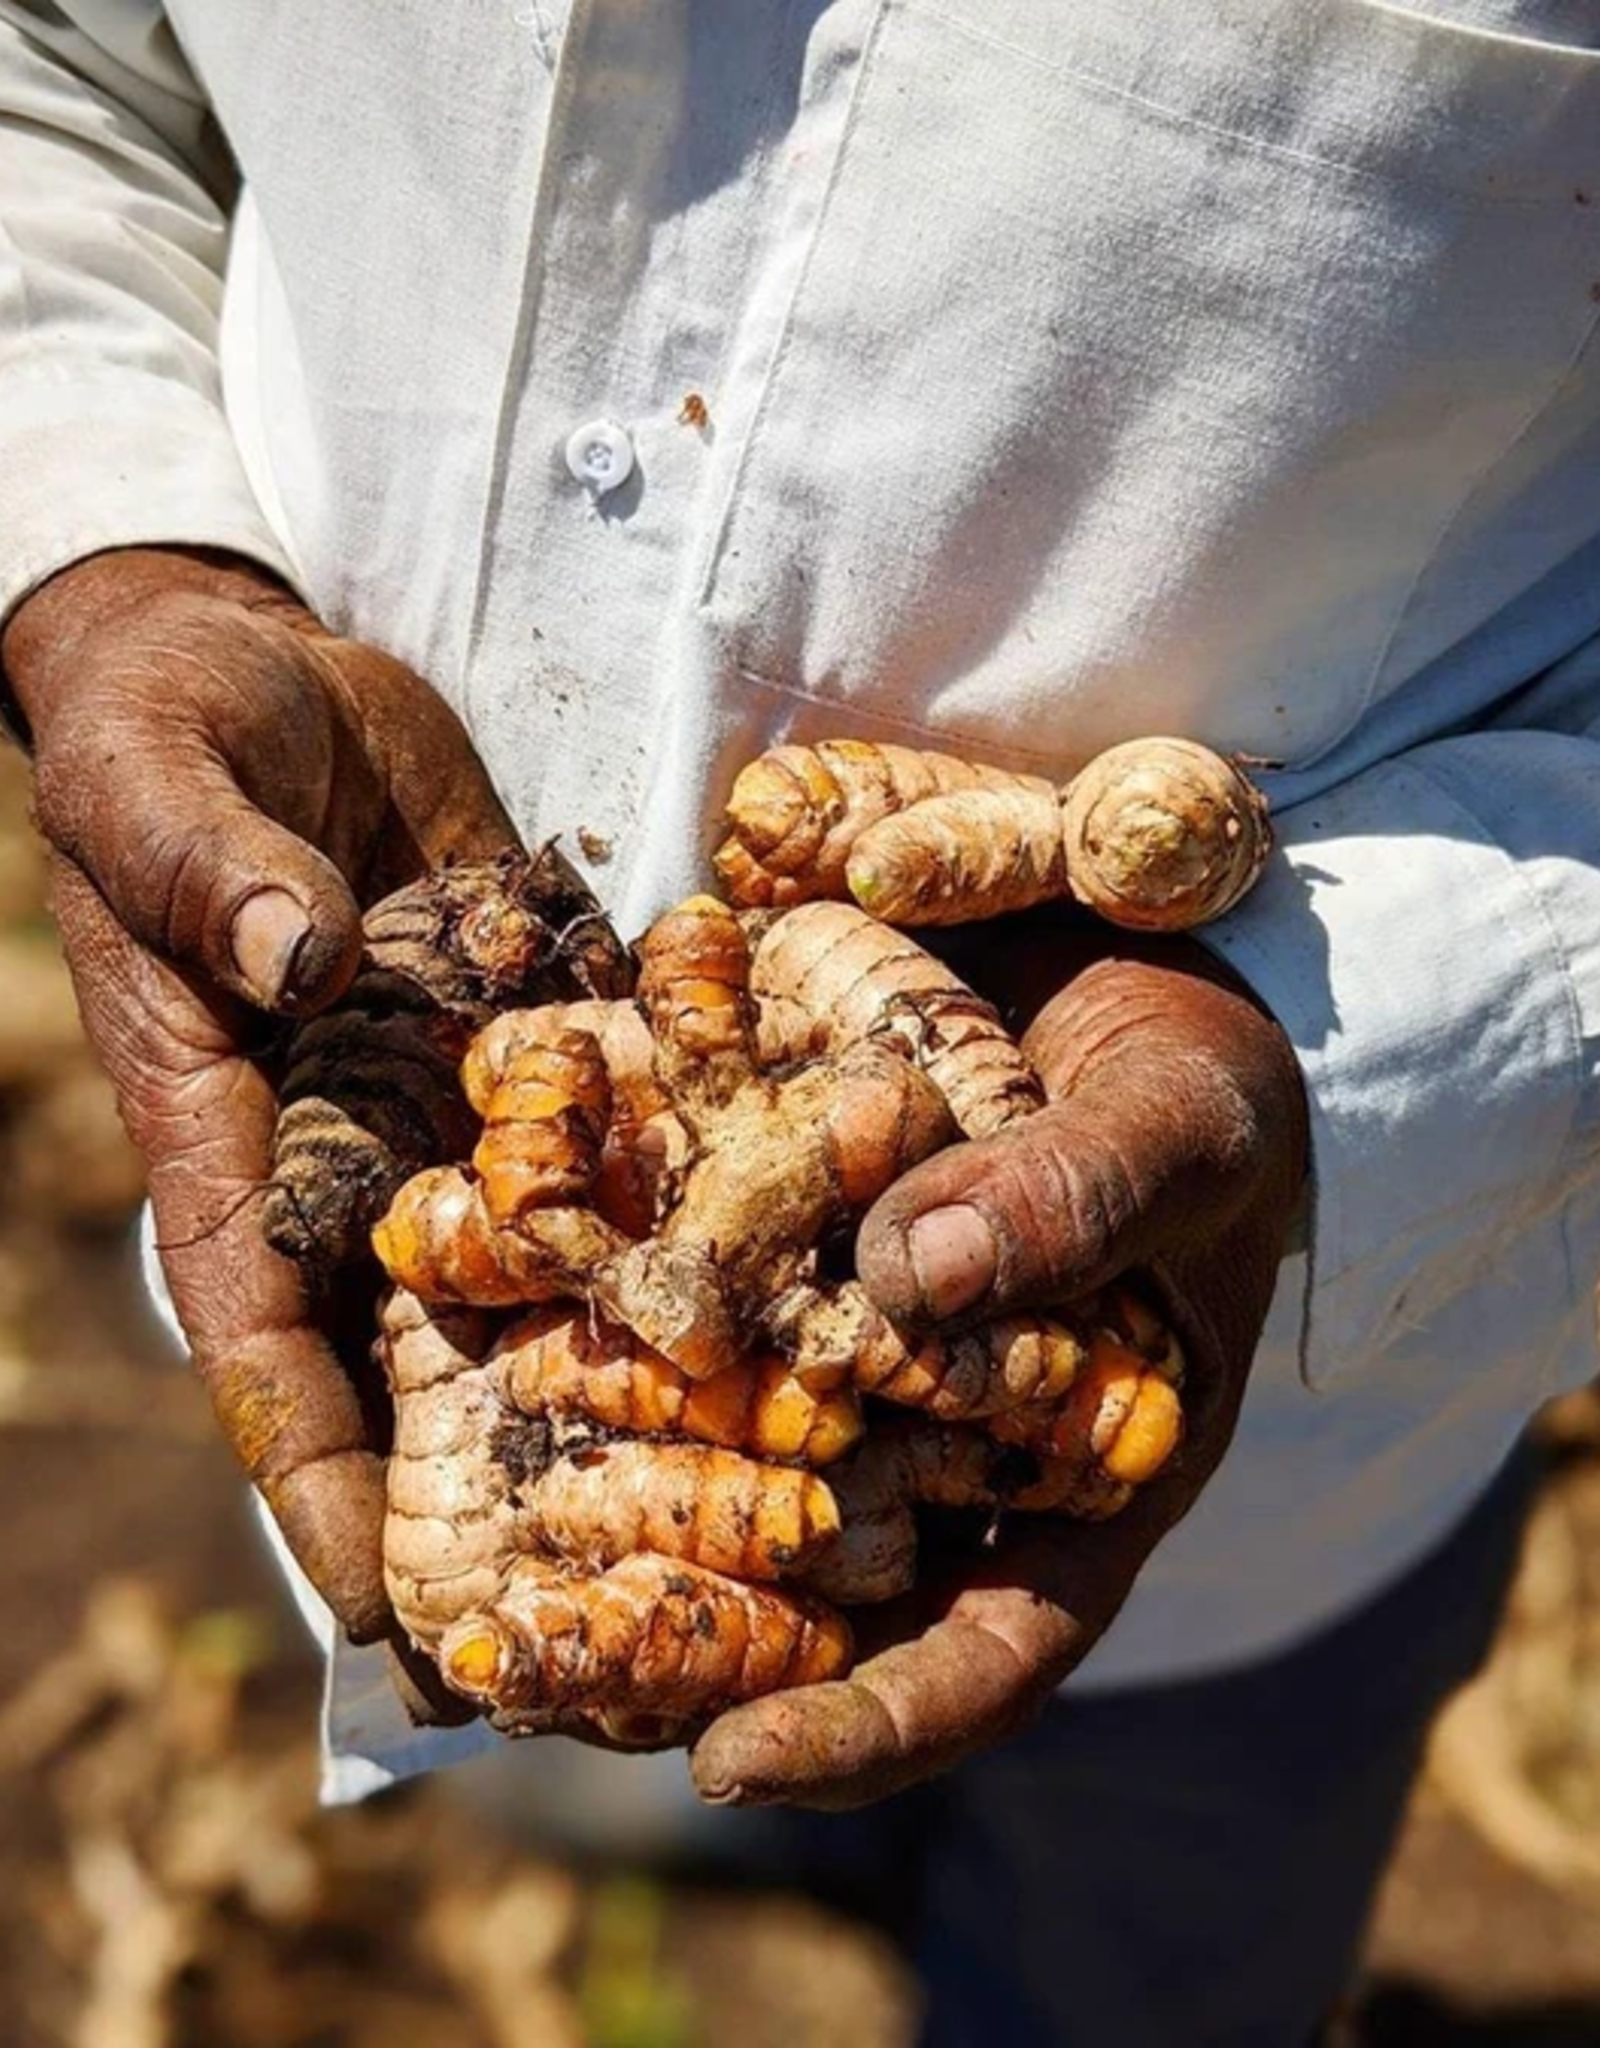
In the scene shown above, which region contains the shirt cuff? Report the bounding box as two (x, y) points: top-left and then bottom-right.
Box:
(0, 364), (302, 629)
(1204, 734), (1600, 1386)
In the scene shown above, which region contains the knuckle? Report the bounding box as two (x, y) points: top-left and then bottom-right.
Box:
(153, 823), (236, 959)
(982, 1119), (1140, 1297)
(79, 990), (242, 1158)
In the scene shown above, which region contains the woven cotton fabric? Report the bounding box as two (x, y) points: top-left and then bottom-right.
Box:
(7, 0), (1600, 1787)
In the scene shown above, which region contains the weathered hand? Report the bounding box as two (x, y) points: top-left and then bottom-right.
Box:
(3, 546), (514, 1664)
(690, 916), (1308, 1807)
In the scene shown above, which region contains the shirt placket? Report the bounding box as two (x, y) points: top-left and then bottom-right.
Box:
(463, 1), (731, 888)
(462, 0), (878, 920)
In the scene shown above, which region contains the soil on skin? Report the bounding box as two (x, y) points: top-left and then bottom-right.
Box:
(1, 751), (1598, 2046)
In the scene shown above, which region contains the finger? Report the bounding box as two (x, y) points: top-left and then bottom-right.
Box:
(857, 960), (1295, 1326)
(690, 1625), (1044, 1810)
(331, 642), (520, 881)
(692, 1447), (1222, 1811)
(53, 858), (391, 1641)
(32, 677), (361, 1016)
(855, 1088), (1249, 1327)
(690, 1554), (1094, 1811)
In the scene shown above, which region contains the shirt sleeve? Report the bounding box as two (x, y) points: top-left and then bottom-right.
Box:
(1203, 649), (1600, 1386)
(0, 1), (297, 626)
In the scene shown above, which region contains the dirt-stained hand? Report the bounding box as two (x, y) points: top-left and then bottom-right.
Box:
(3, 547), (514, 1660)
(690, 916), (1309, 1808)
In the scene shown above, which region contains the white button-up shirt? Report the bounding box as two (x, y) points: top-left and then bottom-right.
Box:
(8, 0), (1600, 1798)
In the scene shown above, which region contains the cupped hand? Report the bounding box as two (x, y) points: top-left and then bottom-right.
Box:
(691, 914), (1309, 1808)
(3, 546), (514, 1663)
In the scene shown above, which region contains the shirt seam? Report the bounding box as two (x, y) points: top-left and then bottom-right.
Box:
(1289, 308), (1600, 775)
(458, 0), (594, 737)
(730, 661), (1082, 769)
(1407, 749), (1590, 1176)
(1352, 0), (1600, 63)
(909, 0), (1600, 207)
(661, 0), (810, 552)
(694, 0), (892, 611)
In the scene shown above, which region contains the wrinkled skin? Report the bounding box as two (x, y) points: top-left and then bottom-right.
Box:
(6, 548), (1307, 1761)
(690, 911), (1309, 1808)
(2, 545), (514, 1707)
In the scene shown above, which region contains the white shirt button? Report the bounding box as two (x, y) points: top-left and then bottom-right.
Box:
(565, 419), (635, 495)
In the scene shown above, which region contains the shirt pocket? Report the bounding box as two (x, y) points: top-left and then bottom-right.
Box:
(697, 0), (1600, 778)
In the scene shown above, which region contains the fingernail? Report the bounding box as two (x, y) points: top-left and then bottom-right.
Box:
(696, 1779), (753, 1808)
(231, 889), (312, 1006)
(907, 1205), (997, 1318)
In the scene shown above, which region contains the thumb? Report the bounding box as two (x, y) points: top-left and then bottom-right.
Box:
(856, 956), (1305, 1328)
(855, 1078), (1254, 1327)
(33, 713), (362, 1015)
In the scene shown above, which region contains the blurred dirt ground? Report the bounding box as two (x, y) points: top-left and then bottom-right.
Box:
(4, 744), (1600, 2047)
